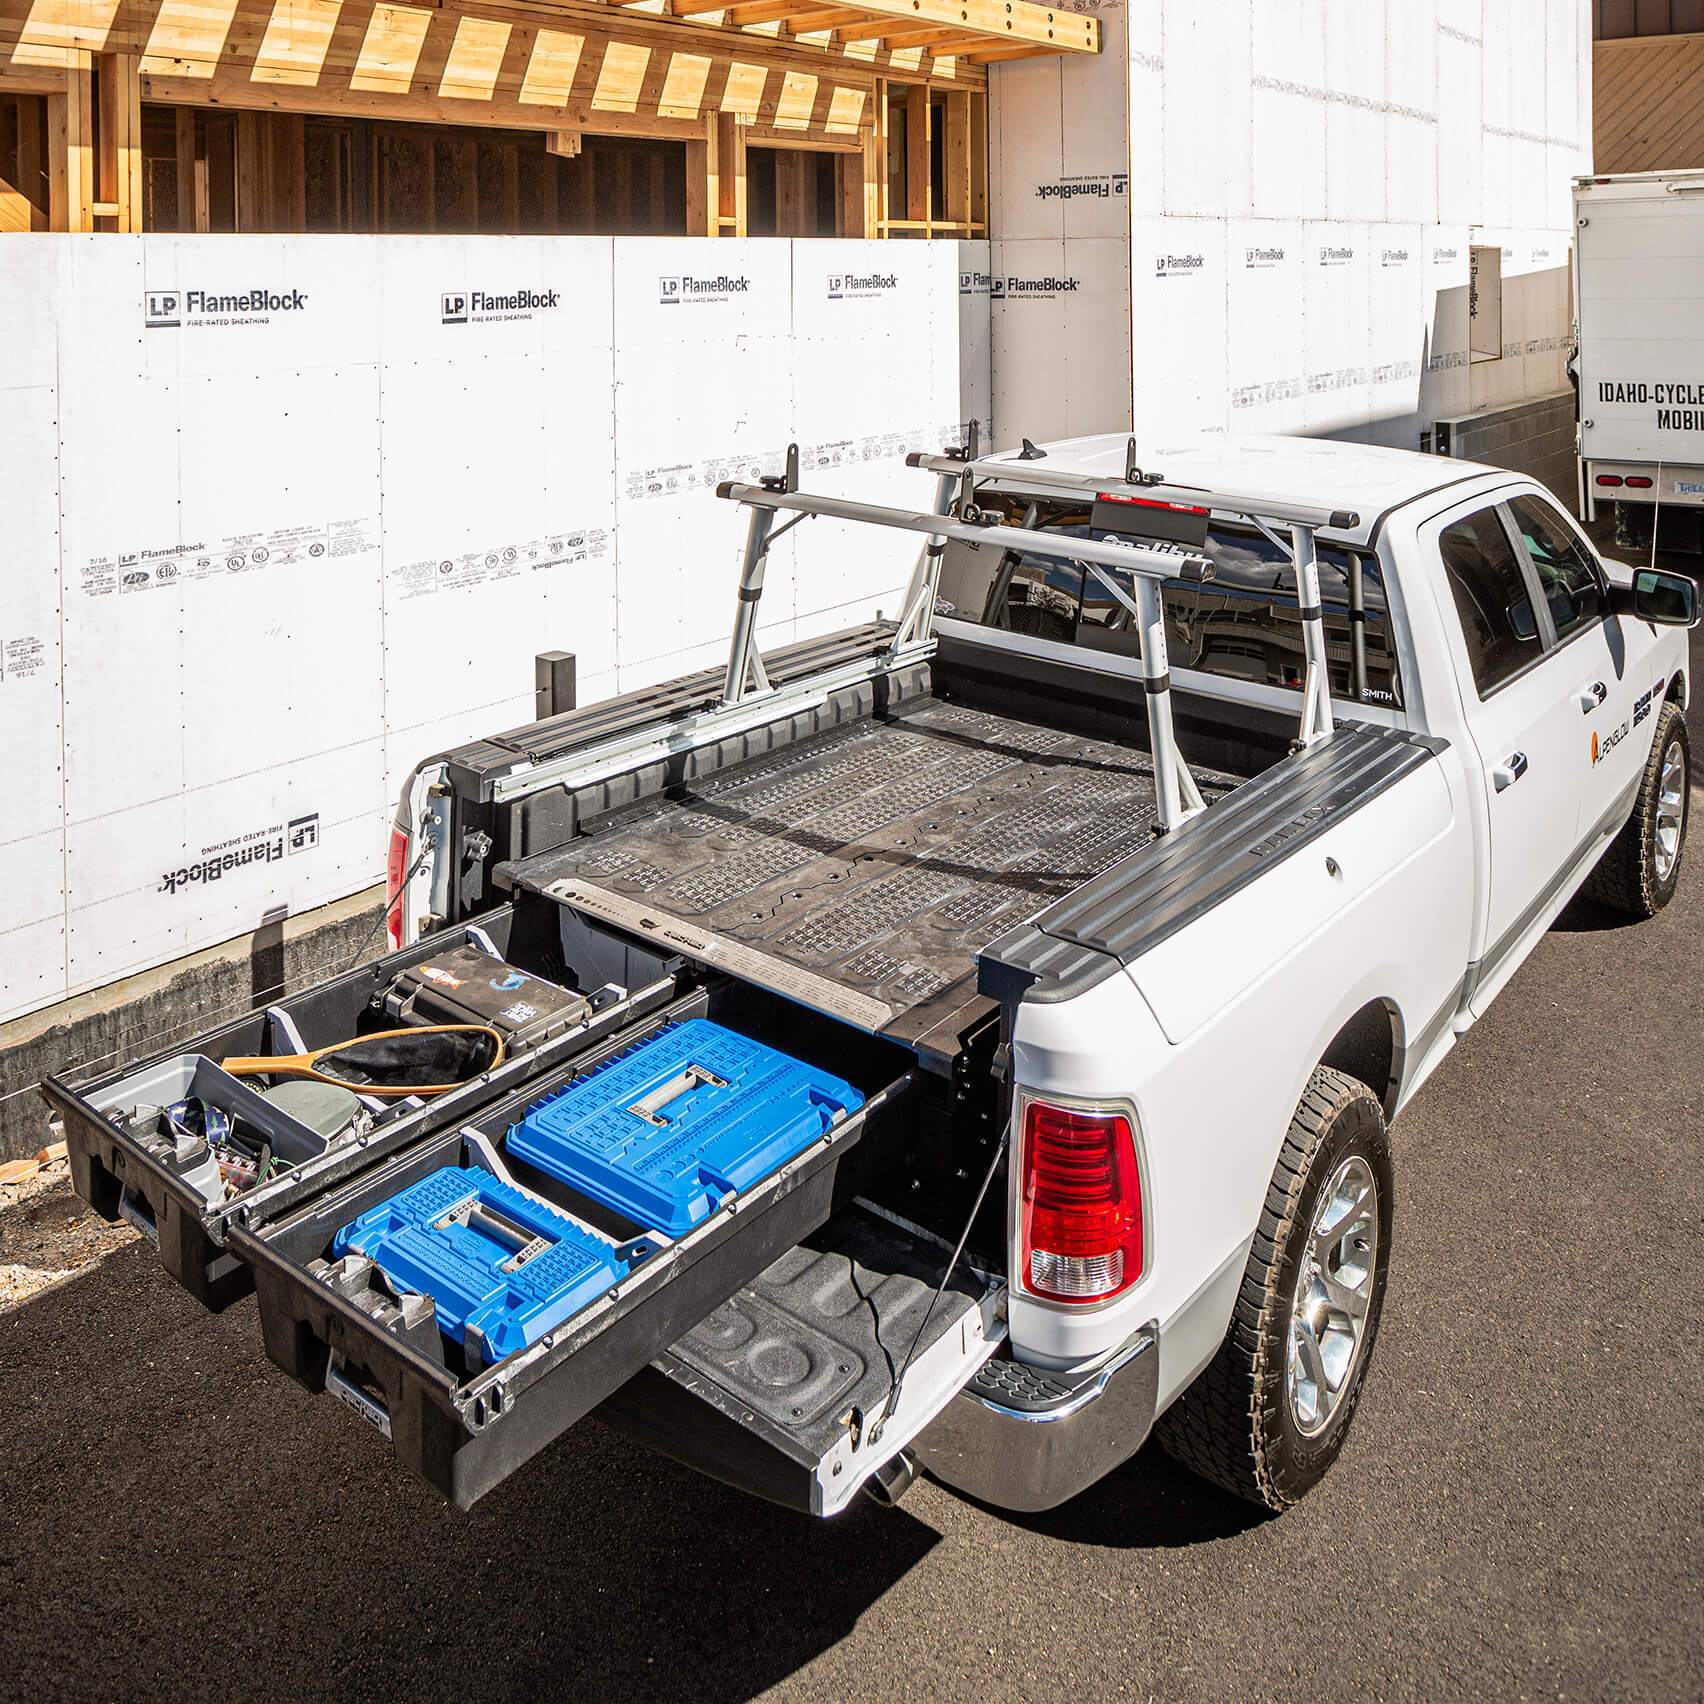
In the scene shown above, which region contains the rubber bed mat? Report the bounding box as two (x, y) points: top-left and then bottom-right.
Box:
(509, 700), (1238, 1040)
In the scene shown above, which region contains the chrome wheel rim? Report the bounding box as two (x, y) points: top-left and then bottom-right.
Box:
(1287, 1155), (1378, 1438)
(1654, 740), (1685, 883)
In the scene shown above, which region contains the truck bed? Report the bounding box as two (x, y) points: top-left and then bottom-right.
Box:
(503, 698), (1239, 1046)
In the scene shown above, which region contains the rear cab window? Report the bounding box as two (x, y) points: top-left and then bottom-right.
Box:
(934, 494), (1404, 710)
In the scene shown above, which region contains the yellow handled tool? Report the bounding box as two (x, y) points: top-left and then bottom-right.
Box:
(221, 1024), (505, 1098)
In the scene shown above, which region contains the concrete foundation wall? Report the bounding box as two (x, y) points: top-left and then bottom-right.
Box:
(0, 888), (385, 1162)
(1436, 389), (1579, 509)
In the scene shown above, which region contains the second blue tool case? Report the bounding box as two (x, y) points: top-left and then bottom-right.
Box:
(333, 1166), (630, 1364)
(506, 1019), (865, 1236)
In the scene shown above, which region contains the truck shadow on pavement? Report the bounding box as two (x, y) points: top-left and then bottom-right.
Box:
(0, 1243), (940, 1702)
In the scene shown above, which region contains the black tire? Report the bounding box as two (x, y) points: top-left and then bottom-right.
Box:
(1155, 1066), (1393, 1511)
(1585, 703), (1690, 918)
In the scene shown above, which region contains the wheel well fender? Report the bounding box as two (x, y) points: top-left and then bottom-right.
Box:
(1665, 670), (1686, 709)
(1318, 997), (1403, 1123)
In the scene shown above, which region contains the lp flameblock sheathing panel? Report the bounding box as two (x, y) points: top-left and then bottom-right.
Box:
(332, 1166), (630, 1364)
(507, 1020), (863, 1236)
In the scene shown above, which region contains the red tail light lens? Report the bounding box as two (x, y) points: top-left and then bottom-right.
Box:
(1018, 1100), (1144, 1303)
(384, 827), (409, 949)
(1596, 474), (1625, 488)
(1625, 475), (1654, 489)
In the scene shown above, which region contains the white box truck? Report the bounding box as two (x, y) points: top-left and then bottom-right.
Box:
(1576, 168), (1704, 552)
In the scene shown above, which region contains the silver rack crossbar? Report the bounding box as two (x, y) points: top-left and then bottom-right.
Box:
(716, 473), (1214, 833)
(904, 451), (1361, 533)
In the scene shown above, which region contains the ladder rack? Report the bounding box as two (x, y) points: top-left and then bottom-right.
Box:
(714, 439), (1363, 833)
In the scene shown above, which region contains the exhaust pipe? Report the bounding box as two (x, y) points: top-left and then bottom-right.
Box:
(861, 1449), (918, 1509)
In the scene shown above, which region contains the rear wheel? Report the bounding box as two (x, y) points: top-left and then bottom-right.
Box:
(1586, 703), (1689, 918)
(1155, 1066), (1393, 1510)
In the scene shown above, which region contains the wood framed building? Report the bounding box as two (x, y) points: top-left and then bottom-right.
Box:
(0, 0), (1095, 236)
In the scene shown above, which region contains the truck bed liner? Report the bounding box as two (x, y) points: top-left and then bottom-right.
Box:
(503, 699), (1239, 1043)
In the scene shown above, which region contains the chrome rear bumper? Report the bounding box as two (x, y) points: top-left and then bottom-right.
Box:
(910, 1325), (1159, 1513)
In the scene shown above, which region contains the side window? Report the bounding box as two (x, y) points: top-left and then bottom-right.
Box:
(1438, 506), (1542, 696)
(1508, 494), (1605, 643)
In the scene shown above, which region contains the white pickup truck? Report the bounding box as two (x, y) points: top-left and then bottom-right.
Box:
(48, 432), (1695, 1519)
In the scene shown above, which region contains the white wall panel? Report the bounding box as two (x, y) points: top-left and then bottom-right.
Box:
(1323, 1), (1387, 224)
(1301, 222), (1372, 437)
(1130, 218), (1227, 438)
(1366, 227), (1426, 447)
(1420, 231), (1472, 426)
(0, 831), (65, 1023)
(1225, 221), (1307, 436)
(611, 239), (793, 675)
(7, 235), (979, 1024)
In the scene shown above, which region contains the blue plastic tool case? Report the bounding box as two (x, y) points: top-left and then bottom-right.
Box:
(332, 1165), (629, 1364)
(506, 1019), (865, 1235)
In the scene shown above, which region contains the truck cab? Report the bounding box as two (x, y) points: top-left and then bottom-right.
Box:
(45, 432), (1694, 1519)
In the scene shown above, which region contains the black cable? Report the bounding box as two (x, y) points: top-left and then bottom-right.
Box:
(873, 1126), (1008, 1442)
(346, 843), (431, 973)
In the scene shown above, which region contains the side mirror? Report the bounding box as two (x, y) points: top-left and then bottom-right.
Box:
(1619, 569), (1700, 628)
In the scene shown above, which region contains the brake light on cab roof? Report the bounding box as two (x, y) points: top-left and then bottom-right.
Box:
(1094, 491), (1211, 517)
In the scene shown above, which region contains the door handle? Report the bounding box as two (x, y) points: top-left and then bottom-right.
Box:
(1491, 752), (1528, 792)
(1575, 681), (1608, 714)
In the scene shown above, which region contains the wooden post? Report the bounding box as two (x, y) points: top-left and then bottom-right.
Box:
(716, 112), (746, 236)
(17, 97), (42, 218)
(686, 114), (715, 237)
(274, 113), (306, 232)
(904, 84), (929, 233)
(775, 147), (803, 236)
(96, 53), (142, 229)
(836, 148), (862, 239)
(969, 88), (987, 232)
(174, 107), (197, 232)
(49, 55), (95, 232)
(942, 89), (970, 229)
(236, 111), (263, 230)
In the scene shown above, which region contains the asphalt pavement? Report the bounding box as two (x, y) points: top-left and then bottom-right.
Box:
(1, 587), (1699, 1704)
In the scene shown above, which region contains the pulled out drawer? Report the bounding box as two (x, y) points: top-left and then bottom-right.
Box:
(225, 997), (918, 1508)
(40, 901), (679, 1310)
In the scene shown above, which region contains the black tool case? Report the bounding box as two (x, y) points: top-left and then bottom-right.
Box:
(39, 899), (681, 1309)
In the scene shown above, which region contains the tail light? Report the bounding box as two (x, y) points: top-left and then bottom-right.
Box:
(1625, 475), (1654, 489)
(384, 827), (409, 949)
(1596, 474), (1625, 488)
(1017, 1098), (1144, 1303)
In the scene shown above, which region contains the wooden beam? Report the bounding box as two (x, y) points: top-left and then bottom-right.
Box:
(546, 130), (584, 156)
(738, 0), (1094, 50)
(784, 8), (871, 33)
